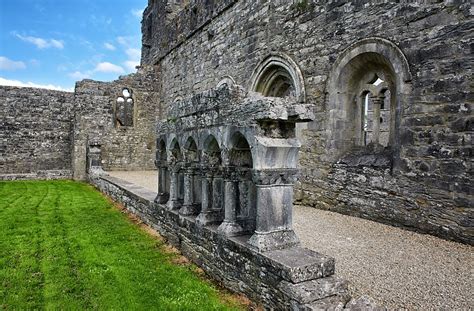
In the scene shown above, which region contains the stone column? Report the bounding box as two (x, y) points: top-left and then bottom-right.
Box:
(247, 169), (300, 252)
(371, 95), (384, 145)
(236, 168), (253, 231)
(167, 164), (181, 210)
(179, 166), (197, 216)
(154, 164), (170, 204)
(196, 168), (217, 225)
(217, 167), (244, 236)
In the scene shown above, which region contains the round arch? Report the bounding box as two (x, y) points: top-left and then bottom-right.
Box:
(326, 37), (412, 167)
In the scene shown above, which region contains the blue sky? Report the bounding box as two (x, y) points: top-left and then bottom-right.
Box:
(0, 0), (147, 91)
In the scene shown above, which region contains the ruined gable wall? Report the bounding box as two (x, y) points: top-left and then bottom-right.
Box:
(0, 86), (74, 179)
(144, 1), (473, 243)
(72, 67), (161, 180)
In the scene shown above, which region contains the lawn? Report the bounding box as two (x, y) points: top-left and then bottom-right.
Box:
(0, 180), (243, 310)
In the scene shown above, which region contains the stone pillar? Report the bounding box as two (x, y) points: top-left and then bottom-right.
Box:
(236, 168), (254, 232)
(217, 168), (244, 236)
(247, 169), (300, 252)
(196, 167), (217, 225)
(371, 95), (384, 145)
(154, 165), (169, 204)
(179, 166), (198, 216)
(167, 164), (181, 210)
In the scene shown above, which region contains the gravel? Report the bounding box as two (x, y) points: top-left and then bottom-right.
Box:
(107, 171), (474, 310)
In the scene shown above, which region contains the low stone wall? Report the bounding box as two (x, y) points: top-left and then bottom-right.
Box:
(91, 174), (359, 309)
(0, 170), (72, 181)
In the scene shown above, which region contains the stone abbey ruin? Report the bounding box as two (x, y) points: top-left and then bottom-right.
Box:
(1, 0), (472, 309)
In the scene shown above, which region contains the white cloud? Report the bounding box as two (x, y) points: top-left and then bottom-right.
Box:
(15, 34), (64, 49)
(123, 48), (141, 72)
(124, 60), (139, 71)
(94, 62), (124, 74)
(0, 56), (26, 71)
(117, 36), (131, 46)
(126, 48), (141, 60)
(131, 9), (143, 18)
(68, 71), (90, 80)
(50, 39), (64, 49)
(104, 42), (116, 51)
(0, 77), (73, 92)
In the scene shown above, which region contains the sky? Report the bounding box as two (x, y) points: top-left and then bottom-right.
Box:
(0, 0), (147, 92)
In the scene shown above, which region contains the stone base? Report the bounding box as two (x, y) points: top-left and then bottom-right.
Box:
(196, 210), (223, 226)
(167, 200), (181, 211)
(247, 230), (300, 252)
(217, 221), (245, 237)
(154, 192), (169, 204)
(179, 204), (199, 216)
(90, 175), (357, 309)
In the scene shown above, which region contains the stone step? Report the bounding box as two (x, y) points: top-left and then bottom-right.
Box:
(279, 276), (348, 305)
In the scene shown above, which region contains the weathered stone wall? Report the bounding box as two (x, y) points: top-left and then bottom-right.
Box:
(0, 86), (74, 178)
(0, 67), (161, 181)
(72, 66), (161, 180)
(91, 174), (360, 310)
(142, 1), (473, 244)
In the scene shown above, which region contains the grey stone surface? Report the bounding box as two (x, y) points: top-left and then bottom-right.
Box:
(104, 171), (474, 310)
(0, 86), (74, 177)
(90, 174), (350, 309)
(279, 277), (348, 304)
(140, 0), (473, 245)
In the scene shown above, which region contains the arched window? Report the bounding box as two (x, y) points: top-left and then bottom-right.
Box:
(355, 74), (392, 147)
(115, 88), (134, 127)
(250, 54), (305, 103)
(327, 38), (412, 165)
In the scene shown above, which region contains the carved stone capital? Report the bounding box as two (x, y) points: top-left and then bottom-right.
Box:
(170, 162), (182, 173)
(222, 166), (238, 181)
(235, 167), (252, 180)
(252, 168), (299, 185)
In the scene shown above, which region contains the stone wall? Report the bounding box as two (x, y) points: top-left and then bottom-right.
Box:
(142, 1), (473, 244)
(72, 66), (161, 180)
(0, 86), (74, 178)
(91, 174), (364, 310)
(1, 66), (161, 181)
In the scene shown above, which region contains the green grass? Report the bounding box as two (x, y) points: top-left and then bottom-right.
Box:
(0, 180), (243, 310)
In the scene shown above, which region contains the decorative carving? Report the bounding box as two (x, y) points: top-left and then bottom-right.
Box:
(252, 168), (299, 185)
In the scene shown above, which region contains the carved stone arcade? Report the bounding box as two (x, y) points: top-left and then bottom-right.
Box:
(154, 84), (314, 252)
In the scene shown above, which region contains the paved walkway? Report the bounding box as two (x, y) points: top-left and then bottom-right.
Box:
(106, 171), (473, 310)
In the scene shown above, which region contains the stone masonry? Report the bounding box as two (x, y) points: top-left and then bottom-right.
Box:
(1, 0), (473, 308)
(1, 67), (161, 180)
(0, 86), (74, 179)
(140, 0), (473, 245)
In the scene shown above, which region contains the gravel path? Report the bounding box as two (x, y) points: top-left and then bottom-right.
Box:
(107, 171), (473, 309)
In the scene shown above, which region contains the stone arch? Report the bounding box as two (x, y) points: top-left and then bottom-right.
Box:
(183, 135), (199, 162)
(250, 53), (306, 103)
(157, 139), (167, 164)
(168, 138), (183, 164)
(202, 134), (222, 167)
(229, 132), (253, 168)
(326, 37), (412, 166)
(217, 76), (236, 88)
